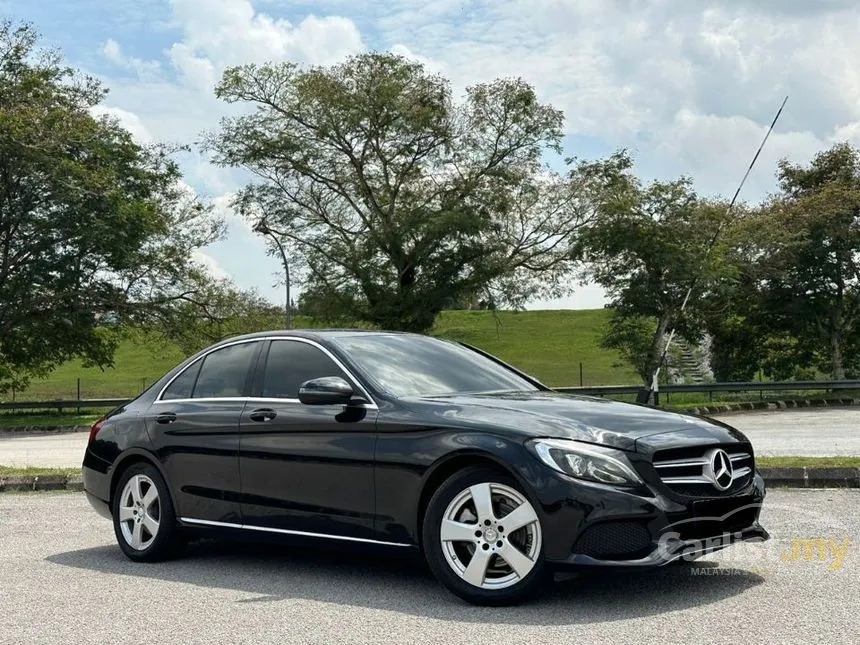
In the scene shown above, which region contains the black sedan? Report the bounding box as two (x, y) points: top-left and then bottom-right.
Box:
(82, 330), (769, 605)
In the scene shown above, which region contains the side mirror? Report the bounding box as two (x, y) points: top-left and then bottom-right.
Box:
(299, 376), (356, 406)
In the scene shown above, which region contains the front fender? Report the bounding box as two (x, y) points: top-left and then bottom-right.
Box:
(373, 427), (545, 545)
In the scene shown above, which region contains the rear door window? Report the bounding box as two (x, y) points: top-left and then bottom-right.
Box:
(161, 360), (202, 400)
(191, 342), (259, 399)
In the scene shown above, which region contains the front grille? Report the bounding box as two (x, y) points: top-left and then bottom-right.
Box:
(652, 444), (754, 497)
(572, 521), (653, 560)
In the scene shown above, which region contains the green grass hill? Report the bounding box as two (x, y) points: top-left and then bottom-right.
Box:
(8, 309), (637, 402)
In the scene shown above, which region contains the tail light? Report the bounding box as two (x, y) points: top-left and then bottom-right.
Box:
(88, 416), (107, 444)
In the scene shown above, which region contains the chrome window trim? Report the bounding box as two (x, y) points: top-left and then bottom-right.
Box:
(179, 517), (410, 547)
(155, 338), (262, 403)
(153, 397), (303, 404)
(154, 335), (378, 410)
(155, 397), (251, 404)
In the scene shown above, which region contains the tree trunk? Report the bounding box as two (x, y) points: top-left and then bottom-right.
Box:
(643, 310), (673, 387)
(830, 331), (846, 380)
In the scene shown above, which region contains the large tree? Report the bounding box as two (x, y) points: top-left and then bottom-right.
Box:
(577, 176), (738, 385)
(208, 53), (613, 332)
(699, 205), (813, 382)
(750, 143), (860, 380)
(0, 22), (223, 393)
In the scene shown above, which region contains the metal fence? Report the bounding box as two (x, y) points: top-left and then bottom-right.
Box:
(555, 379), (860, 396)
(0, 398), (129, 413)
(3, 377), (157, 404)
(1, 380), (858, 414)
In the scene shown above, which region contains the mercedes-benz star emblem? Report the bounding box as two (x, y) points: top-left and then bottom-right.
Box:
(705, 448), (734, 491)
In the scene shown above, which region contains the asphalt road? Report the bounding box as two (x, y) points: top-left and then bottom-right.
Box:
(0, 431), (86, 468)
(0, 489), (857, 644)
(710, 408), (860, 456)
(1, 408), (858, 468)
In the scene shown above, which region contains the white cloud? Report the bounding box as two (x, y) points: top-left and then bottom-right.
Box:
(93, 1), (365, 202)
(192, 249), (233, 281)
(167, 43), (217, 91)
(832, 121), (860, 148)
(167, 0), (364, 71)
(652, 109), (826, 199)
(100, 39), (161, 80)
(352, 0), (860, 203)
(210, 191), (255, 234)
(102, 39), (123, 65)
(90, 105), (154, 144)
(389, 43), (444, 74)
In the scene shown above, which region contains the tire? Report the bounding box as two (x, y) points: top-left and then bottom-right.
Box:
(422, 466), (550, 606)
(112, 462), (182, 562)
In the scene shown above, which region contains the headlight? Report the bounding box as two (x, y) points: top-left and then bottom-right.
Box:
(528, 438), (643, 486)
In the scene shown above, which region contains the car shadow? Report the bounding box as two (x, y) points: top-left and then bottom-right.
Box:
(47, 539), (764, 625)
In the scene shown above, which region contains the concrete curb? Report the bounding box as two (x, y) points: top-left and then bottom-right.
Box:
(759, 467), (860, 488)
(681, 397), (860, 416)
(0, 469), (857, 492)
(0, 473), (84, 492)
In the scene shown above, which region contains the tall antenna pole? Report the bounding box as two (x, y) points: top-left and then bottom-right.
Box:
(641, 96), (789, 404)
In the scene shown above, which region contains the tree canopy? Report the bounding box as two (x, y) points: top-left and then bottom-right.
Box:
(0, 21), (223, 392)
(208, 52), (618, 332)
(576, 174), (737, 384)
(707, 143), (860, 381)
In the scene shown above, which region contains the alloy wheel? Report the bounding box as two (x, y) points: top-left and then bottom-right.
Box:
(439, 482), (542, 589)
(117, 474), (161, 551)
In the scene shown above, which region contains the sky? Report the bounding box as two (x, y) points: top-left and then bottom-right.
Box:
(4, 0), (860, 309)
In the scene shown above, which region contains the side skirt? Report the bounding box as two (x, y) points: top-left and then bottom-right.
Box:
(179, 517), (413, 548)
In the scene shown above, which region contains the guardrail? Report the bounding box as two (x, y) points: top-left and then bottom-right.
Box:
(1, 380), (859, 412)
(0, 398), (129, 412)
(555, 379), (860, 401)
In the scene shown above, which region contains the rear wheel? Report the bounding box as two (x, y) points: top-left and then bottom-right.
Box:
(422, 467), (549, 605)
(112, 462), (181, 562)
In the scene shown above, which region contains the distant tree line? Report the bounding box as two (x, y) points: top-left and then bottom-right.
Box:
(2, 20), (858, 394)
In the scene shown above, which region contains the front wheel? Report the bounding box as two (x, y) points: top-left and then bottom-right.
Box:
(422, 467), (549, 605)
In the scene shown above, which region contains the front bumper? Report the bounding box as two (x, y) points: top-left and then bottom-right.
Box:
(533, 465), (769, 568)
(566, 523), (770, 567)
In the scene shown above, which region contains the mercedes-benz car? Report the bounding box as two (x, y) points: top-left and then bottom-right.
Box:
(82, 329), (769, 605)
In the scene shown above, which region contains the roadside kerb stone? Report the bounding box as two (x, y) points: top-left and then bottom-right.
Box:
(66, 474), (84, 491)
(682, 397), (860, 416)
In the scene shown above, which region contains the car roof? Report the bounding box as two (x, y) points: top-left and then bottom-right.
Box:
(212, 328), (417, 346)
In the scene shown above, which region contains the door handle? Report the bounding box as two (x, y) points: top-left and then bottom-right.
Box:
(249, 408), (277, 422)
(156, 412), (177, 424)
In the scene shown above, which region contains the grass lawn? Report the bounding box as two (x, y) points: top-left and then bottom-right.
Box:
(756, 457), (860, 468)
(431, 309), (638, 386)
(6, 309), (638, 401)
(7, 337), (185, 402)
(0, 412), (102, 427)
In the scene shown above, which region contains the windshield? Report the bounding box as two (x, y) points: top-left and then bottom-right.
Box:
(333, 335), (539, 398)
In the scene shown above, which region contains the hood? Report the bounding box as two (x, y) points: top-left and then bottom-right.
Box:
(407, 390), (747, 452)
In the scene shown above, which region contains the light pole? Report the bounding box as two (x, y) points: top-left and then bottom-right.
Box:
(254, 220), (291, 329)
